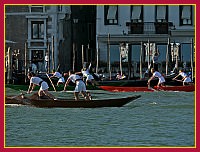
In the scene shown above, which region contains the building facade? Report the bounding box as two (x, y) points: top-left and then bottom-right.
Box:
(96, 5), (195, 78)
(5, 5), (96, 84)
(5, 5), (195, 83)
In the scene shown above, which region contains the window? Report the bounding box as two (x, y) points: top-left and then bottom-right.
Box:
(32, 50), (44, 62)
(29, 5), (44, 12)
(31, 21), (44, 39)
(131, 5), (143, 22)
(104, 5), (118, 25)
(155, 5), (169, 34)
(180, 5), (192, 25)
(156, 5), (168, 22)
(58, 5), (62, 12)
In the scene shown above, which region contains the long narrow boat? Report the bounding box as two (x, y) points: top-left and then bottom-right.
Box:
(5, 94), (141, 108)
(99, 86), (154, 92)
(153, 85), (195, 92)
(97, 73), (178, 87)
(99, 85), (195, 92)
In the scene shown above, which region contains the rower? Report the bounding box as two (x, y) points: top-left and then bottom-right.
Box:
(27, 72), (57, 100)
(63, 70), (91, 101)
(147, 68), (166, 88)
(50, 71), (65, 86)
(172, 69), (192, 86)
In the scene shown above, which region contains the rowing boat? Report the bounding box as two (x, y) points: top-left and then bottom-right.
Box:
(5, 93), (141, 108)
(153, 85), (195, 92)
(99, 86), (153, 92)
(99, 85), (195, 92)
(97, 73), (178, 87)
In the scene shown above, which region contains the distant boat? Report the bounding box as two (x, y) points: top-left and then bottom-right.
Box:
(99, 85), (195, 92)
(97, 74), (179, 87)
(153, 85), (195, 92)
(5, 93), (141, 108)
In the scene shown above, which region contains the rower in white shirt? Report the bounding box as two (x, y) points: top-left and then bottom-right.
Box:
(172, 69), (192, 86)
(147, 68), (165, 87)
(27, 72), (57, 100)
(50, 71), (65, 86)
(77, 62), (97, 86)
(63, 71), (91, 101)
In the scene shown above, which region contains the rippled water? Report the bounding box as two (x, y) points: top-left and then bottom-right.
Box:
(5, 90), (195, 147)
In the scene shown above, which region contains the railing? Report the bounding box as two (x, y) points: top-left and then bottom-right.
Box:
(126, 22), (173, 34)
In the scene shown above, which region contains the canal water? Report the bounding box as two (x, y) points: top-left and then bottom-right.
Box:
(5, 89), (195, 147)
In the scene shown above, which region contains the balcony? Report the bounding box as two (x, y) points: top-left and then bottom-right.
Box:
(126, 22), (172, 34)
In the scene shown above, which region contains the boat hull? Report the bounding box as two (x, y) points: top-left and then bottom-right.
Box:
(154, 85), (195, 92)
(100, 85), (195, 92)
(97, 74), (178, 87)
(5, 94), (141, 108)
(99, 86), (154, 92)
(29, 95), (141, 108)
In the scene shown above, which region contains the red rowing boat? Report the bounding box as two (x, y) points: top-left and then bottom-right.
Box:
(154, 85), (195, 92)
(99, 85), (195, 92)
(99, 86), (154, 92)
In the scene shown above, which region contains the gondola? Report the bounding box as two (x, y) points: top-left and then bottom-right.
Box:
(5, 93), (141, 108)
(99, 84), (195, 92)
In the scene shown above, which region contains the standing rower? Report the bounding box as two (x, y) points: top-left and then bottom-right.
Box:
(63, 71), (91, 101)
(27, 72), (57, 100)
(147, 68), (165, 88)
(172, 69), (192, 86)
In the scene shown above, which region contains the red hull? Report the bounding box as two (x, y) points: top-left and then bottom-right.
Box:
(100, 85), (195, 92)
(154, 85), (195, 92)
(99, 86), (154, 92)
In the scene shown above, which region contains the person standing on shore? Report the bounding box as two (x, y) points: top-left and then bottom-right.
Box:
(152, 50), (159, 71)
(45, 52), (49, 72)
(27, 72), (57, 100)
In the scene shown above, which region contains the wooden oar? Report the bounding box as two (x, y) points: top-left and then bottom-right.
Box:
(173, 78), (183, 82)
(6, 93), (24, 100)
(46, 73), (57, 92)
(56, 64), (60, 72)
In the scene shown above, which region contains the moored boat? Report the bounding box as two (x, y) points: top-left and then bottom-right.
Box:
(5, 93), (141, 108)
(99, 85), (195, 92)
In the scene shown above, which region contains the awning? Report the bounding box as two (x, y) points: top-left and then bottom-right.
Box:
(182, 6), (191, 19)
(131, 6), (142, 20)
(157, 6), (166, 20)
(107, 6), (117, 20)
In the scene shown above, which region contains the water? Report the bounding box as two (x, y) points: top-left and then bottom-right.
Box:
(5, 90), (195, 147)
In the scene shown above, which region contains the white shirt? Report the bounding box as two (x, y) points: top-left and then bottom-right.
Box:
(153, 71), (165, 83)
(153, 71), (162, 78)
(82, 69), (90, 77)
(68, 74), (82, 83)
(179, 72), (188, 78)
(30, 77), (43, 85)
(82, 63), (92, 77)
(53, 72), (62, 78)
(45, 55), (49, 62)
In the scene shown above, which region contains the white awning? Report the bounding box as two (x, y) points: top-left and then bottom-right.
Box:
(107, 6), (117, 20)
(182, 6), (191, 19)
(157, 6), (166, 20)
(131, 6), (141, 20)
